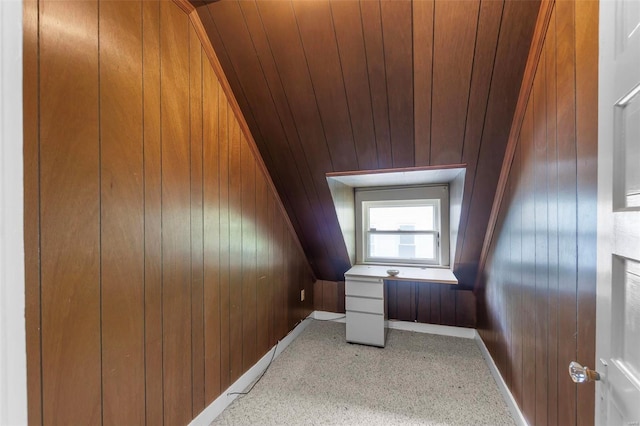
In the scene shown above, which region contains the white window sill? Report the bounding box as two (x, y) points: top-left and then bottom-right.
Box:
(345, 264), (457, 285)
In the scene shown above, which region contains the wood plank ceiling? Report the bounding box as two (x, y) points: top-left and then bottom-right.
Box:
(193, 0), (541, 284)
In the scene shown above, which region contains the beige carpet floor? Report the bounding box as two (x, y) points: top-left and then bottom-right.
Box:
(212, 320), (514, 426)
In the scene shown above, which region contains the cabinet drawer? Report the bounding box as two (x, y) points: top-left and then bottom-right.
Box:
(346, 311), (385, 347)
(345, 279), (383, 298)
(346, 296), (383, 314)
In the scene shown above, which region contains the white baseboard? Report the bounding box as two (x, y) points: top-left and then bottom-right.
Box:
(474, 333), (528, 426)
(312, 312), (475, 339)
(189, 317), (312, 426)
(386, 319), (476, 339)
(311, 310), (347, 322)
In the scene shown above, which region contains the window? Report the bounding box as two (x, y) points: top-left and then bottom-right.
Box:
(355, 186), (449, 266)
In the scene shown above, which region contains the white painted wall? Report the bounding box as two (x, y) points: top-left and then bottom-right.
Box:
(0, 0), (28, 424)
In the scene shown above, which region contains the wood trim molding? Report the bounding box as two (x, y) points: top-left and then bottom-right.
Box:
(475, 0), (555, 290)
(326, 163), (468, 178)
(173, 0), (316, 279)
(172, 0), (194, 15)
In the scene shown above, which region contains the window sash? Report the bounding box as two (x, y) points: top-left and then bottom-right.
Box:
(355, 185), (450, 267)
(364, 229), (440, 265)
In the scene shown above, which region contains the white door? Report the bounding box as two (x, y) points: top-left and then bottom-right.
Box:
(595, 0), (640, 424)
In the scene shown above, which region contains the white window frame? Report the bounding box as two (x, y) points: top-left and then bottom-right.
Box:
(355, 185), (450, 267)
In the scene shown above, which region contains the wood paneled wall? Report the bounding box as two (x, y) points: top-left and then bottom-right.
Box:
(23, 1), (314, 424)
(314, 281), (475, 328)
(196, 0), (542, 284)
(477, 1), (598, 424)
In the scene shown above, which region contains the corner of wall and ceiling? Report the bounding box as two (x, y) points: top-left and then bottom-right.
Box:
(172, 0), (316, 280)
(474, 0), (556, 291)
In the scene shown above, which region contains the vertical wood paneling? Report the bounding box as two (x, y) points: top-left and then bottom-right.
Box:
(456, 0), (541, 281)
(510, 142), (524, 407)
(330, 0), (378, 170)
(416, 283), (431, 323)
(359, 0), (392, 169)
(39, 0), (101, 423)
(243, 0), (342, 278)
(386, 281), (398, 319)
(236, 0), (337, 271)
(209, 1), (323, 274)
(395, 282), (413, 322)
(99, 1), (145, 423)
(323, 281), (338, 313)
(286, 235), (297, 330)
(429, 284), (441, 324)
(336, 281), (346, 314)
(160, 2), (192, 423)
(217, 81), (232, 396)
(25, 1), (315, 424)
(439, 287), (457, 326)
(460, 0), (504, 169)
(276, 210), (287, 340)
(430, 0), (480, 166)
(256, 173), (270, 357)
(455, 289), (476, 328)
(505, 165), (517, 393)
(142, 2), (164, 423)
(412, 0), (433, 167)
(254, 1), (334, 175)
(23, 0), (42, 423)
(532, 44), (548, 425)
(202, 43), (221, 406)
(268, 193), (278, 346)
(293, 0), (358, 172)
(379, 0), (413, 168)
(520, 100), (536, 424)
(228, 114), (243, 383)
(479, 2), (598, 424)
(199, 0), (540, 286)
(241, 135), (258, 369)
(196, 2), (263, 180)
(544, 11), (559, 424)
(190, 22), (206, 415)
(456, 0), (505, 270)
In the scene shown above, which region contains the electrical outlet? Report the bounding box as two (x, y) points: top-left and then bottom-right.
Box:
(300, 289), (305, 302)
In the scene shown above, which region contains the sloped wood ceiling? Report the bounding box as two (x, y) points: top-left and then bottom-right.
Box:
(193, 0), (541, 284)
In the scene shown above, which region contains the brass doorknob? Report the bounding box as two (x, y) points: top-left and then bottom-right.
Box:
(569, 361), (601, 383)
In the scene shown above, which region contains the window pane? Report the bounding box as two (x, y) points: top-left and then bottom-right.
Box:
(368, 233), (435, 261)
(369, 205), (434, 231)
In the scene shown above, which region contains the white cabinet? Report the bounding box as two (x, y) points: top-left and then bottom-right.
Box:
(345, 276), (385, 347)
(344, 264), (458, 348)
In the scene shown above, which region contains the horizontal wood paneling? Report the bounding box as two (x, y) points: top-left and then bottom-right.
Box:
(197, 0), (541, 285)
(24, 1), (314, 424)
(477, 1), (598, 424)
